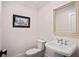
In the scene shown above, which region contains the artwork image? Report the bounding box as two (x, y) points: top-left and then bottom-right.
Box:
(13, 14), (30, 28)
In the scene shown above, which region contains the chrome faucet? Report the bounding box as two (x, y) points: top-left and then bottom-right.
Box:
(61, 39), (64, 45)
(64, 40), (68, 45)
(57, 38), (68, 45)
(57, 38), (63, 44)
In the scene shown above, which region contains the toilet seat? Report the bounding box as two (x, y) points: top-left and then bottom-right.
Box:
(26, 48), (41, 55)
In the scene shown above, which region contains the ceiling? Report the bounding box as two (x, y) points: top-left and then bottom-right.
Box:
(22, 1), (51, 9)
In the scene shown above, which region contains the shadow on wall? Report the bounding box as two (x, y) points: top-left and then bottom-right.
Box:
(71, 48), (79, 57)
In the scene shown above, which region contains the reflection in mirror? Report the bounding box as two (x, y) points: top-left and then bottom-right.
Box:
(54, 2), (77, 34)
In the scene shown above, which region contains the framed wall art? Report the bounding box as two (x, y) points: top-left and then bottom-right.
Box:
(13, 14), (30, 28)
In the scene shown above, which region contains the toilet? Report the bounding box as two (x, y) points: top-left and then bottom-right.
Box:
(25, 40), (46, 57)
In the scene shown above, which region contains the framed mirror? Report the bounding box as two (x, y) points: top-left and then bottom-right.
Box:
(53, 2), (79, 36)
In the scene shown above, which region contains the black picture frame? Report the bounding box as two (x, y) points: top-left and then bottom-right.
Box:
(13, 14), (30, 28)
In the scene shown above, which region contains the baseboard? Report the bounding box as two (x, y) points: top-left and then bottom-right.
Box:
(14, 52), (49, 57)
(44, 53), (49, 57)
(13, 52), (25, 57)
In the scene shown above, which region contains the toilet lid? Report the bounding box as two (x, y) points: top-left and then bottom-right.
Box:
(26, 48), (41, 55)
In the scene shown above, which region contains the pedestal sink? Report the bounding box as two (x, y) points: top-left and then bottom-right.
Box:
(45, 38), (77, 57)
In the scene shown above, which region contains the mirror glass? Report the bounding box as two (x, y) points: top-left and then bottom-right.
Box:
(54, 2), (76, 33)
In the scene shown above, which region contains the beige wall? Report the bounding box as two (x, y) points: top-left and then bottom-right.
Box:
(2, 1), (38, 57)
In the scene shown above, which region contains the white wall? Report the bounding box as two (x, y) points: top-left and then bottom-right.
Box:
(2, 1), (38, 57)
(2, 1), (79, 57)
(37, 1), (79, 57)
(37, 1), (70, 42)
(0, 1), (2, 50)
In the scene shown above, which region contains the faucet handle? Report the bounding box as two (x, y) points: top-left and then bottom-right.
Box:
(64, 40), (68, 45)
(57, 38), (63, 43)
(57, 38), (60, 43)
(61, 39), (64, 44)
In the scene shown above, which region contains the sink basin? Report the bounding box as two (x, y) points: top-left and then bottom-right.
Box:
(45, 39), (77, 56)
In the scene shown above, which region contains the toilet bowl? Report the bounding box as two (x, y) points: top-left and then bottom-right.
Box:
(25, 48), (41, 57)
(25, 40), (46, 57)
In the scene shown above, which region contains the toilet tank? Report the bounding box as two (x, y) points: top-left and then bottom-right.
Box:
(37, 40), (46, 50)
